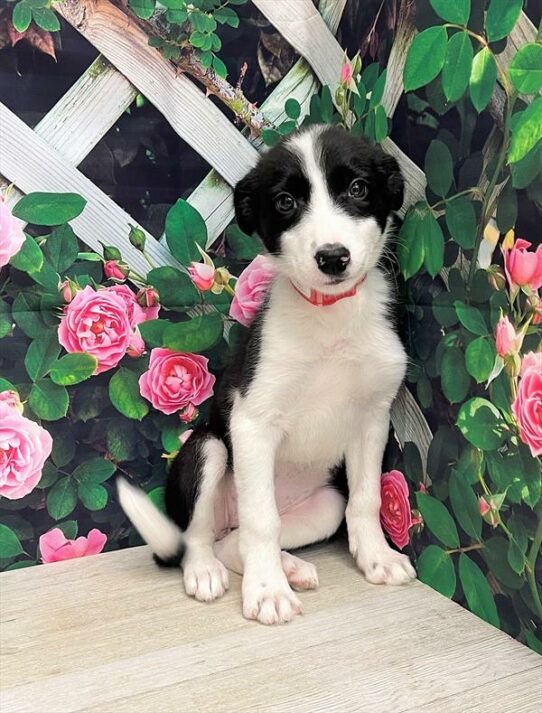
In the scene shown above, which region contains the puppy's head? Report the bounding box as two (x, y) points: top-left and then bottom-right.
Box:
(234, 125), (404, 293)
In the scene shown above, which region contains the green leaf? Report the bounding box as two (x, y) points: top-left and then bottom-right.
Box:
(1, 514), (33, 541)
(495, 180), (517, 233)
(432, 291), (458, 327)
(511, 143), (542, 189)
(78, 481), (108, 511)
(454, 301), (488, 336)
(146, 267), (198, 311)
(397, 203), (425, 279)
(49, 352), (97, 386)
(485, 0), (523, 42)
(72, 385), (109, 423)
(425, 140), (453, 197)
(107, 420), (138, 461)
(459, 553), (500, 627)
(12, 292), (46, 338)
(138, 319), (170, 348)
(449, 470), (482, 540)
(429, 0), (470, 24)
(369, 68), (387, 108)
(32, 6), (60, 31)
(445, 196), (477, 249)
(362, 62), (380, 91)
(422, 211), (445, 277)
(507, 540), (524, 574)
(457, 397), (506, 450)
(9, 234), (44, 273)
(47, 477), (77, 520)
(129, 0), (155, 19)
(0, 300), (11, 339)
(509, 97), (542, 164)
(403, 441), (424, 484)
(148, 486), (166, 513)
(320, 86), (334, 123)
(510, 43), (542, 94)
(12, 2), (32, 32)
(442, 31), (473, 102)
(0, 524), (23, 558)
(29, 379), (69, 421)
(374, 105), (388, 142)
(212, 55), (227, 79)
(225, 224), (264, 260)
(404, 26), (448, 92)
(163, 314), (223, 352)
(109, 367), (149, 420)
(469, 47), (497, 112)
(214, 6), (238, 27)
(518, 443), (541, 508)
(37, 462), (59, 489)
(56, 520), (78, 540)
(24, 333), (61, 381)
(72, 457), (116, 484)
(417, 545), (456, 598)
(441, 346), (470, 404)
(285, 98), (301, 120)
(482, 537), (523, 589)
(165, 199), (207, 265)
(51, 434), (76, 468)
(465, 337), (496, 383)
(12, 193), (86, 226)
(261, 128), (281, 147)
(416, 492), (460, 548)
(43, 224), (79, 273)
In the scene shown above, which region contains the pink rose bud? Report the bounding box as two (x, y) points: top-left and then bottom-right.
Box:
(108, 284), (160, 324)
(340, 62), (353, 84)
(527, 295), (542, 325)
(126, 330), (145, 358)
(487, 265), (506, 291)
(0, 389), (23, 414)
(380, 470), (412, 550)
(136, 286), (159, 309)
(0, 195), (25, 268)
(503, 238), (542, 291)
(418, 483), (427, 493)
(58, 278), (78, 303)
(478, 496), (490, 516)
(188, 261), (215, 291)
(39, 528), (107, 564)
(495, 315), (522, 358)
(128, 224), (146, 251)
(512, 351), (542, 457)
(104, 260), (130, 283)
(179, 403), (198, 423)
(180, 429), (193, 445)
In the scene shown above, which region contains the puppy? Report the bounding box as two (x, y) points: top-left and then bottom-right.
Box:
(118, 125), (416, 625)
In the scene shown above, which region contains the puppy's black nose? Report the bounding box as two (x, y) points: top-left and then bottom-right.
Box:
(315, 244), (351, 275)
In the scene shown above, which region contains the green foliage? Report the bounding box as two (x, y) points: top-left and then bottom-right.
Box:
(417, 545), (456, 597)
(109, 368), (149, 421)
(404, 27), (448, 91)
(13, 193), (86, 226)
(165, 199), (208, 265)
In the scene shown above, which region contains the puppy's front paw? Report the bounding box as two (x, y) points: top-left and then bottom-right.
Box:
(183, 555), (229, 602)
(356, 545), (416, 585)
(242, 571), (303, 624)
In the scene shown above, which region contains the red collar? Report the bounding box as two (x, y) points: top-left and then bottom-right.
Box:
(290, 276), (366, 306)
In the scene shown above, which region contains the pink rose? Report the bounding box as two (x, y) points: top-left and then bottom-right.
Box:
(0, 195), (25, 267)
(495, 316), (522, 357)
(512, 351), (542, 457)
(503, 239), (542, 291)
(188, 262), (215, 291)
(58, 285), (133, 374)
(107, 284), (160, 325)
(39, 528), (107, 564)
(380, 470), (412, 550)
(139, 348), (215, 415)
(104, 260), (129, 282)
(229, 255), (275, 327)
(0, 390), (23, 414)
(0, 401), (52, 500)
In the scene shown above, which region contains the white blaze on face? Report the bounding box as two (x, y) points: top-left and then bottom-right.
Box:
(278, 128), (387, 293)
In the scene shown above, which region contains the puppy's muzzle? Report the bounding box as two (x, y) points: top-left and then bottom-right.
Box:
(315, 244), (351, 276)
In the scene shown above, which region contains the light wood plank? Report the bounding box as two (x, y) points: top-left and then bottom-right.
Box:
(1, 542), (540, 713)
(0, 104), (179, 275)
(58, 0), (259, 187)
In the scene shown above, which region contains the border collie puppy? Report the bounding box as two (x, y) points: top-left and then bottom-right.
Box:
(118, 124), (416, 625)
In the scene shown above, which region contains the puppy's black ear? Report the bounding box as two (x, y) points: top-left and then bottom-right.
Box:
(234, 168), (259, 236)
(378, 154), (404, 212)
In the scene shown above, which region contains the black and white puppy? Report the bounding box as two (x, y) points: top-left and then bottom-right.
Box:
(118, 125), (416, 625)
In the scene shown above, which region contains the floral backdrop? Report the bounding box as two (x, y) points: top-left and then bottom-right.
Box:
(0, 0), (541, 654)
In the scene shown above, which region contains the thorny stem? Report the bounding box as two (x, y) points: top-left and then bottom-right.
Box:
(430, 187), (480, 211)
(446, 543), (484, 555)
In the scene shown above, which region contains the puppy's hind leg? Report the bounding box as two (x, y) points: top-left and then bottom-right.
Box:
(167, 432), (229, 602)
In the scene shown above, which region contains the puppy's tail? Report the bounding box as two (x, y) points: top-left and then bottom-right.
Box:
(117, 477), (184, 565)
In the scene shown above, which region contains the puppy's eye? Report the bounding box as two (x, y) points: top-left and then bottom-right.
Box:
(348, 179), (368, 199)
(275, 193), (297, 214)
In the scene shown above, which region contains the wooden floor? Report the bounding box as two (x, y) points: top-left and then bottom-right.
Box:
(1, 541), (541, 713)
